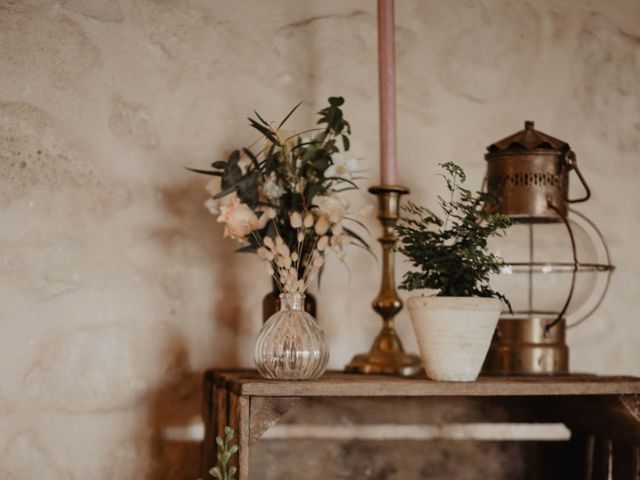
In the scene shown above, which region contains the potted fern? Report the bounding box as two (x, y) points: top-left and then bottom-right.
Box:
(396, 162), (511, 381)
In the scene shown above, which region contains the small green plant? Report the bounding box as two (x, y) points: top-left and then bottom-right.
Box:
(209, 427), (239, 480)
(396, 162), (511, 303)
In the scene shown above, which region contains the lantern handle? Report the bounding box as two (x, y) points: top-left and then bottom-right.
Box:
(565, 151), (591, 203)
(544, 201), (578, 333)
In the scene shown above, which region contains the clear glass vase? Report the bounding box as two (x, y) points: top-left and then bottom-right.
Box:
(254, 293), (329, 380)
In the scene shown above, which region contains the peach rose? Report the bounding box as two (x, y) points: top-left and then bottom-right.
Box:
(217, 193), (259, 241)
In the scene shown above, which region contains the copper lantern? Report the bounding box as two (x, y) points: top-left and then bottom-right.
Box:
(481, 121), (614, 375)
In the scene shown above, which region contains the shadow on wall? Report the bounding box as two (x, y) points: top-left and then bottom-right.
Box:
(154, 177), (246, 366)
(140, 3), (327, 472)
(142, 178), (250, 479)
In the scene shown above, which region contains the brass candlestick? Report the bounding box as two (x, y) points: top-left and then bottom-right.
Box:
(345, 185), (422, 376)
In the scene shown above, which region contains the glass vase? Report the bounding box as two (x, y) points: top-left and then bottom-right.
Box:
(262, 279), (317, 323)
(254, 292), (329, 380)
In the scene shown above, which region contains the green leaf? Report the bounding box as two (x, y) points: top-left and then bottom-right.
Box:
(212, 186), (236, 200)
(248, 118), (279, 145)
(215, 436), (224, 448)
(242, 148), (260, 169)
(341, 134), (350, 151)
(224, 426), (234, 441)
(343, 227), (371, 250)
(185, 167), (223, 176)
(277, 101), (303, 129)
(228, 150), (240, 165)
(254, 110), (270, 127)
(209, 466), (222, 479)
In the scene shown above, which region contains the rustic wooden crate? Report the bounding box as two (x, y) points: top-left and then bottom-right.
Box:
(202, 370), (640, 479)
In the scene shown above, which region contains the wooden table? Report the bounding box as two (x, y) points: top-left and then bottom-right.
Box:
(202, 370), (640, 479)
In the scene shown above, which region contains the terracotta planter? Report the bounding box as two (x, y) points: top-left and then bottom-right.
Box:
(407, 296), (502, 382)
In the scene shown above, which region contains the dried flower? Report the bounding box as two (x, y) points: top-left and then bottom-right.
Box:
(290, 212), (302, 228)
(189, 97), (373, 295)
(317, 236), (329, 251)
(264, 262), (274, 276)
(303, 213), (314, 228)
(314, 216), (330, 235)
(314, 195), (349, 223)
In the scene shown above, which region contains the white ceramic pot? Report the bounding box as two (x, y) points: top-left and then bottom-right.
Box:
(406, 296), (502, 382)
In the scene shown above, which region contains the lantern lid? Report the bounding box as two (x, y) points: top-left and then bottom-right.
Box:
(487, 121), (570, 153)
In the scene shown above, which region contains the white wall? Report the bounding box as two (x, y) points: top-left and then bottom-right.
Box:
(1, 0), (638, 477)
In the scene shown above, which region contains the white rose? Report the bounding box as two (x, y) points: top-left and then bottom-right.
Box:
(324, 153), (359, 180)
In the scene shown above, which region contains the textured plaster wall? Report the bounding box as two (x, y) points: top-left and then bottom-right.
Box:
(0, 0), (639, 478)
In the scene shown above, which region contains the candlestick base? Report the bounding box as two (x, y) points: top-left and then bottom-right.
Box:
(345, 185), (422, 377)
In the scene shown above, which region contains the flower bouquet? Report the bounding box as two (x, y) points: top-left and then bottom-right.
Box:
(191, 97), (370, 379)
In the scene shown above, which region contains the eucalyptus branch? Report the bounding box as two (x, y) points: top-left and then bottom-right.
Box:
(208, 427), (239, 480)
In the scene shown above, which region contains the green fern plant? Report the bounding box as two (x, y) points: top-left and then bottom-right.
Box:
(395, 162), (512, 305)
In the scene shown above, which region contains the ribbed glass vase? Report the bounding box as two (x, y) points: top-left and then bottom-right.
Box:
(254, 292), (329, 380)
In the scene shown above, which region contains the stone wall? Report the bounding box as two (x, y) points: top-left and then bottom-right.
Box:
(0, 0), (638, 478)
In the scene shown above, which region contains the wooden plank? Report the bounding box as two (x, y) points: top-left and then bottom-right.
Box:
(213, 370), (640, 398)
(275, 396), (564, 426)
(612, 442), (640, 479)
(199, 383), (231, 475)
(249, 397), (300, 445)
(592, 437), (612, 480)
(200, 372), (217, 478)
(227, 392), (240, 477)
(555, 396), (640, 444)
(249, 438), (571, 480)
(216, 385), (229, 447)
(238, 396), (250, 479)
(228, 392), (250, 479)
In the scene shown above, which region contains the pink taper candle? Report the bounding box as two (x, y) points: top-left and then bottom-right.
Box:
(377, 0), (398, 185)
